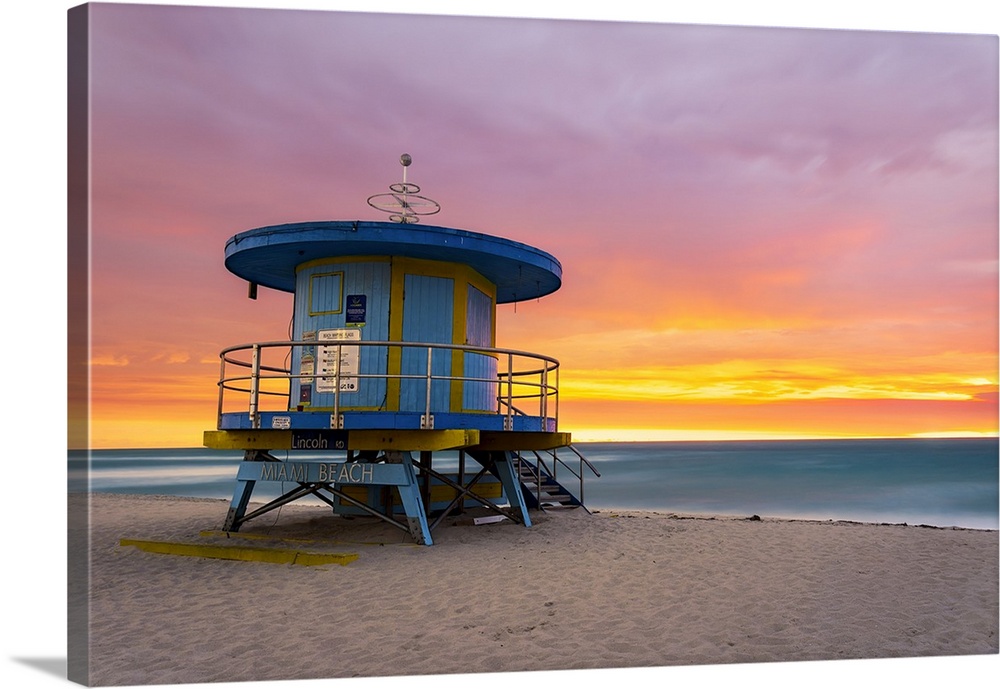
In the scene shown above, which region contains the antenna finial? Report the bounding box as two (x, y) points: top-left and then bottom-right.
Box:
(367, 154), (440, 224)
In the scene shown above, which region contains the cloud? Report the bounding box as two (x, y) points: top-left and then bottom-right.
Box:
(90, 354), (130, 367)
(153, 352), (192, 365)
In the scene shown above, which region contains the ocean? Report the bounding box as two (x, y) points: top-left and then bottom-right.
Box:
(70, 438), (999, 530)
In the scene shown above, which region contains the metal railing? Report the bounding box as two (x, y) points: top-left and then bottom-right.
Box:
(516, 445), (602, 509)
(215, 340), (560, 431)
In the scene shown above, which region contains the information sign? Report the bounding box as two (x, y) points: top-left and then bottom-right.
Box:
(316, 328), (360, 393)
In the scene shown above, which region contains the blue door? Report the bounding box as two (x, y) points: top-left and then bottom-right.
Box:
(400, 275), (454, 413)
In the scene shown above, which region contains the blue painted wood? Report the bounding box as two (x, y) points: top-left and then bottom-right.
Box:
(396, 453), (433, 545)
(225, 220), (561, 303)
(463, 285), (497, 411)
(461, 451), (534, 527)
(222, 453), (434, 544)
(462, 353), (497, 411)
(220, 410), (553, 432)
(223, 475), (256, 531)
(236, 460), (412, 485)
(465, 284), (492, 347)
(400, 274), (454, 414)
(307, 272), (343, 315)
(291, 261), (391, 410)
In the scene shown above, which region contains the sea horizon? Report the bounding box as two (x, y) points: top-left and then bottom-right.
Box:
(71, 436), (999, 531)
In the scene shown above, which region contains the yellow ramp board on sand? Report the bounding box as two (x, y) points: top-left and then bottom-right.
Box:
(119, 538), (358, 566)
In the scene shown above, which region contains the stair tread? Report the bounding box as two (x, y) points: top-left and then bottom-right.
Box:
(518, 460), (581, 508)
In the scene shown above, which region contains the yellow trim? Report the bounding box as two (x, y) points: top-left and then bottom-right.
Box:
(307, 271), (344, 316)
(386, 258), (406, 410)
(119, 539), (358, 566)
(470, 431), (573, 451)
(295, 255), (392, 272)
(203, 428), (481, 451)
(382, 257), (498, 414)
(337, 481), (502, 505)
(339, 485), (371, 502)
(451, 281), (466, 412)
(430, 481), (502, 502)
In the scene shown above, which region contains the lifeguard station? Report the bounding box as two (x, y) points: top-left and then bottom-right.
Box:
(203, 155), (598, 544)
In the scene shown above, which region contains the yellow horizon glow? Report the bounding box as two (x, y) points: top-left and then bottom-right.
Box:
(559, 368), (992, 403)
(81, 317), (998, 449)
(79, 357), (998, 449)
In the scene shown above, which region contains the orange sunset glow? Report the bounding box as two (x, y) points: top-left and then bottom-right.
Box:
(75, 4), (997, 449)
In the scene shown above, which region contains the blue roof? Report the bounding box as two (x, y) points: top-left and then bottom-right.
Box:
(224, 221), (562, 303)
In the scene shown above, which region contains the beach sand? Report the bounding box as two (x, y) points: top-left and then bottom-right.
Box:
(77, 493), (998, 687)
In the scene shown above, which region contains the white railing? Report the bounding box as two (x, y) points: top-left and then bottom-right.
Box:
(215, 340), (560, 431)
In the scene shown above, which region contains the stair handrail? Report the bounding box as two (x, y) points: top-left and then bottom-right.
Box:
(543, 444), (601, 507)
(515, 444), (600, 510)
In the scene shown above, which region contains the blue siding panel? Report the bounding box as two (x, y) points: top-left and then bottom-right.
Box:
(463, 352), (498, 411)
(464, 285), (496, 410)
(465, 285), (492, 346)
(400, 274), (454, 413)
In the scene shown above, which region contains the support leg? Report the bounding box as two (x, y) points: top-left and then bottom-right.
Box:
(223, 449), (264, 531)
(492, 451), (532, 528)
(223, 478), (256, 532)
(397, 452), (433, 545)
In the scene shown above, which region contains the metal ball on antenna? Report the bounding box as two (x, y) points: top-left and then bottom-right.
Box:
(367, 154), (441, 224)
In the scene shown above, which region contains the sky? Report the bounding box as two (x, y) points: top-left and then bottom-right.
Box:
(66, 1), (999, 447)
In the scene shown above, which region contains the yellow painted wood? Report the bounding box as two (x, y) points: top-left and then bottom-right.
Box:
(119, 539), (358, 566)
(429, 481), (502, 502)
(450, 273), (467, 413)
(471, 431), (572, 451)
(203, 428), (481, 451)
(339, 485), (369, 502)
(386, 258), (406, 410)
(339, 480), (501, 504)
(348, 429), (481, 450)
(295, 255), (391, 272)
(385, 256), (500, 414)
(203, 430), (294, 449)
(307, 270), (344, 315)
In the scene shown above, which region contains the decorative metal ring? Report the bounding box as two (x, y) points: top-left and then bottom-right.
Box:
(367, 192), (441, 216)
(389, 182), (421, 194)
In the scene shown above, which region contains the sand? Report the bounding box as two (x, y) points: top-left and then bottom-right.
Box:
(75, 493), (998, 687)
